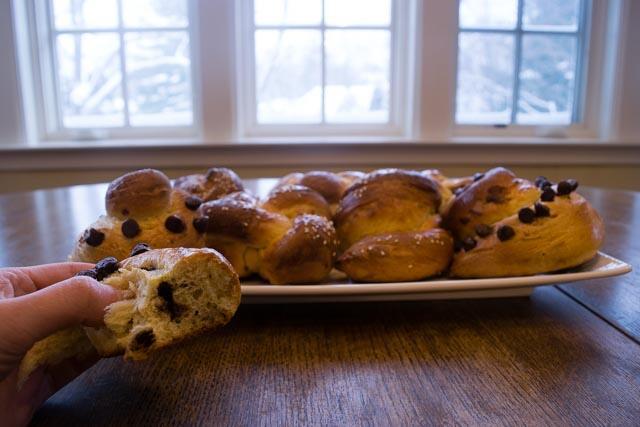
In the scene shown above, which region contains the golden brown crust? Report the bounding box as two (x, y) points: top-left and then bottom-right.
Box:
(106, 169), (172, 219)
(334, 169), (442, 251)
(333, 168), (452, 282)
(72, 167), (249, 263)
(422, 169), (474, 198)
(173, 167), (244, 202)
(70, 190), (204, 263)
(261, 184), (332, 219)
(337, 170), (366, 187)
(260, 215), (338, 284)
(443, 167), (540, 240)
(276, 170), (364, 206)
(201, 193), (337, 284)
(337, 228), (453, 282)
(450, 192), (605, 277)
(200, 193), (290, 248)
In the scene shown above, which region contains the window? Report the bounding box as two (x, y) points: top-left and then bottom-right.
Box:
(33, 0), (194, 137)
(12, 0), (615, 143)
(237, 0), (413, 136)
(455, 0), (588, 126)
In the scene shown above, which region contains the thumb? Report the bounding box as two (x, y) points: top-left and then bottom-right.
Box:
(1, 276), (124, 353)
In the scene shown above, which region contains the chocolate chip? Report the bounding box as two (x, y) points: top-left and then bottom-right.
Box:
(95, 256), (119, 280)
(473, 172), (484, 182)
(193, 216), (209, 234)
(534, 202), (550, 217)
(454, 240), (463, 253)
(534, 176), (553, 190)
(83, 228), (105, 247)
(76, 269), (98, 279)
(122, 209), (129, 216)
(130, 242), (150, 257)
(486, 185), (506, 204)
(165, 215), (185, 233)
(557, 179), (579, 196)
(459, 216), (470, 225)
(462, 237), (477, 251)
(497, 225), (515, 242)
(475, 224), (493, 237)
(534, 176), (547, 187)
(518, 207), (535, 224)
(185, 196), (202, 211)
(131, 329), (155, 350)
(158, 281), (182, 320)
(121, 218), (140, 238)
(540, 188), (555, 202)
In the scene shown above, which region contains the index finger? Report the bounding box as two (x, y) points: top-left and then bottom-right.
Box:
(0, 262), (96, 296)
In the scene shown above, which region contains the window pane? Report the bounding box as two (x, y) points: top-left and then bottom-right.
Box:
(56, 33), (124, 128)
(325, 0), (391, 27)
(456, 33), (515, 124)
(122, 0), (188, 28)
(52, 0), (118, 29)
(325, 30), (390, 123)
(125, 32), (193, 126)
(255, 0), (322, 26)
(459, 0), (517, 29)
(517, 35), (576, 125)
(255, 30), (322, 123)
(523, 0), (580, 31)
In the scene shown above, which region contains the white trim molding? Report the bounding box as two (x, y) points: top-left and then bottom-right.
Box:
(1, 141), (639, 172)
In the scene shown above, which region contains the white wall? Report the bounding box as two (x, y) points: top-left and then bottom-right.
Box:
(618, 0), (640, 142)
(0, 0), (23, 146)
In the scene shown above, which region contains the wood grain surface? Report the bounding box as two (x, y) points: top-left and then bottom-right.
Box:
(30, 288), (640, 426)
(0, 181), (638, 425)
(558, 188), (640, 342)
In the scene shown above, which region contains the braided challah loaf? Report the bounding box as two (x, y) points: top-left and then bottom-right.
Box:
(334, 169), (454, 282)
(68, 166), (605, 285)
(445, 167), (605, 277)
(199, 187), (338, 285)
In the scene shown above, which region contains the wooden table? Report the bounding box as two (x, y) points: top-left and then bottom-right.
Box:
(1, 182), (639, 426)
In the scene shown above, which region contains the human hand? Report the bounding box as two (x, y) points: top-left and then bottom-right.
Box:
(0, 262), (123, 427)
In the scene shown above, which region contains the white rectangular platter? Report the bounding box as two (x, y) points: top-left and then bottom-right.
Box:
(240, 252), (632, 304)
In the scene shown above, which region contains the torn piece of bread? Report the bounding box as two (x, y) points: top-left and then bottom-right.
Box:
(18, 247), (240, 386)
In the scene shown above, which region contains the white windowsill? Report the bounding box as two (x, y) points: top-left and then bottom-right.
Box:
(0, 137), (639, 172)
(0, 135), (630, 149)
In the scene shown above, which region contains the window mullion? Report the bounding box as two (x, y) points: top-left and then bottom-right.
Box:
(45, 0), (64, 132)
(572, 0), (588, 123)
(510, 0), (525, 124)
(116, 0), (131, 128)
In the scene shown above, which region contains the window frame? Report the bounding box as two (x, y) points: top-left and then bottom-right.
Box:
(451, 0), (603, 139)
(235, 0), (416, 138)
(25, 0), (201, 142)
(10, 0), (622, 144)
